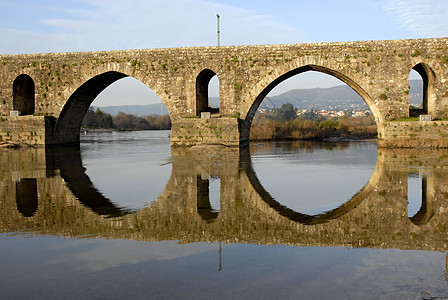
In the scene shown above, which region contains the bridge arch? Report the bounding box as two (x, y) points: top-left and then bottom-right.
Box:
(409, 63), (436, 117)
(241, 64), (381, 141)
(196, 69), (219, 115)
(52, 71), (170, 145)
(13, 74), (35, 115)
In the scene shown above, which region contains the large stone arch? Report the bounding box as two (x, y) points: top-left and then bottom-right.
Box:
(240, 64), (382, 142)
(409, 62), (436, 117)
(51, 71), (171, 145)
(13, 74), (35, 115)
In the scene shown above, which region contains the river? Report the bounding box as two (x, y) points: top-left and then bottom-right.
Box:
(1, 130), (448, 299)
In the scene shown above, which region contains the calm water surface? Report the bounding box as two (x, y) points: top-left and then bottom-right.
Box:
(1, 131), (448, 299)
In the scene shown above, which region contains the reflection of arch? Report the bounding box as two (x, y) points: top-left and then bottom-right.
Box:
(242, 65), (380, 141)
(196, 69), (219, 115)
(15, 178), (38, 217)
(46, 146), (130, 217)
(197, 176), (219, 222)
(13, 74), (35, 115)
(240, 148), (379, 225)
(409, 63), (436, 117)
(408, 173), (434, 225)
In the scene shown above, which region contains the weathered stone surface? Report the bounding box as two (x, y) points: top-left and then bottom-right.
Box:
(0, 38), (447, 146)
(0, 116), (46, 146)
(170, 118), (240, 147)
(379, 120), (448, 148)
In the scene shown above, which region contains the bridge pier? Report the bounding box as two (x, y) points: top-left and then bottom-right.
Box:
(170, 116), (243, 147)
(0, 115), (51, 146)
(378, 120), (448, 148)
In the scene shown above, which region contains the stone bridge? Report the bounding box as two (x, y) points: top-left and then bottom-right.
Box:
(1, 146), (448, 251)
(1, 37), (448, 147)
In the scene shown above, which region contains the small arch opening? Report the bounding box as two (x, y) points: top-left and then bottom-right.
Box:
(409, 63), (435, 117)
(13, 74), (35, 115)
(408, 69), (423, 112)
(196, 69), (219, 116)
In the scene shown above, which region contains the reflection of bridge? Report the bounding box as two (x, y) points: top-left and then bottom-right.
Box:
(1, 146), (448, 252)
(1, 38), (448, 147)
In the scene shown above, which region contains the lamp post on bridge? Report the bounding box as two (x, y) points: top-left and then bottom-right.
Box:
(216, 14), (220, 46)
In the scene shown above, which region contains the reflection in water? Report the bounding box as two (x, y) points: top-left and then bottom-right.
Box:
(197, 175), (219, 222)
(408, 171), (434, 225)
(1, 138), (448, 298)
(46, 146), (130, 217)
(408, 172), (423, 218)
(249, 140), (377, 215)
(242, 146), (376, 225)
(15, 178), (38, 217)
(1, 142), (447, 250)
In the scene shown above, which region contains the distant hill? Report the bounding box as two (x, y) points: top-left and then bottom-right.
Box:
(96, 102), (168, 116)
(96, 80), (423, 115)
(261, 79), (423, 110)
(262, 85), (365, 110)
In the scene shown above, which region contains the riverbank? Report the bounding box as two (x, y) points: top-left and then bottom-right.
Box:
(249, 116), (377, 141)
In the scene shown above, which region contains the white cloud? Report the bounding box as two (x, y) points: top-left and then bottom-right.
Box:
(377, 0), (448, 37)
(0, 0), (304, 54)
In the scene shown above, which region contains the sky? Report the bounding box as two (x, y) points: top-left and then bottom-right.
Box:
(1, 0), (447, 106)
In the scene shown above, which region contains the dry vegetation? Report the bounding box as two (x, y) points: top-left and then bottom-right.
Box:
(250, 114), (377, 141)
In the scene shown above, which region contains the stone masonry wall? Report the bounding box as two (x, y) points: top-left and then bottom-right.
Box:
(379, 120), (448, 148)
(0, 116), (47, 146)
(170, 117), (240, 147)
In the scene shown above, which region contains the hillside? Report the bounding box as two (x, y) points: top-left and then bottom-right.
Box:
(261, 79), (423, 109)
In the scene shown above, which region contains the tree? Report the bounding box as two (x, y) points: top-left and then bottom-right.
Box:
(113, 112), (151, 130)
(82, 107), (115, 129)
(82, 107), (98, 127)
(273, 103), (297, 122)
(145, 114), (171, 130)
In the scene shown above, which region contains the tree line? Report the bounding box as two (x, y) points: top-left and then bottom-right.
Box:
(82, 107), (171, 130)
(250, 103), (377, 140)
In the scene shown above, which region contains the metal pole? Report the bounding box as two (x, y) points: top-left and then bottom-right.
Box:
(216, 14), (220, 46)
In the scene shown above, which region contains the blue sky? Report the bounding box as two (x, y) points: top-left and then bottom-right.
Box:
(1, 0), (447, 106)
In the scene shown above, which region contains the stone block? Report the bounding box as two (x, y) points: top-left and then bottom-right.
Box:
(201, 112), (211, 119)
(419, 115), (431, 122)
